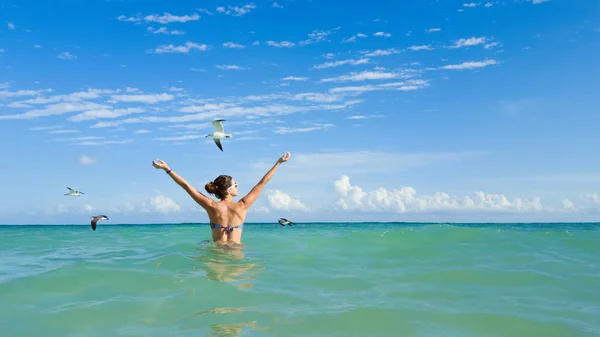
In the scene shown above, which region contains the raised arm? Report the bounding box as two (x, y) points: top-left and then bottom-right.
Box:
(152, 159), (215, 210)
(240, 152), (290, 209)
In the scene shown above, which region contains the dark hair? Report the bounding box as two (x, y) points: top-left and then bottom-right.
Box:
(205, 175), (233, 200)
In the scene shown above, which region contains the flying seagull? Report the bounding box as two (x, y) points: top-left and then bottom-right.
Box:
(278, 218), (295, 226)
(65, 187), (84, 196)
(205, 119), (232, 152)
(90, 215), (108, 231)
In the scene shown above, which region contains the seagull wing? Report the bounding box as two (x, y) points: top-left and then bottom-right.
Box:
(214, 138), (224, 152)
(91, 218), (98, 231)
(211, 119), (225, 133)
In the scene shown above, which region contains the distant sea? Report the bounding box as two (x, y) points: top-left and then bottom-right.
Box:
(1, 222), (599, 337)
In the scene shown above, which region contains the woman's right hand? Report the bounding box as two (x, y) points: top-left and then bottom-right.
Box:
(277, 152), (291, 164)
(152, 159), (170, 171)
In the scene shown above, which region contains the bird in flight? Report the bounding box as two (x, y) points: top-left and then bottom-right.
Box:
(278, 218), (295, 226)
(90, 215), (109, 231)
(205, 119), (232, 152)
(65, 187), (84, 196)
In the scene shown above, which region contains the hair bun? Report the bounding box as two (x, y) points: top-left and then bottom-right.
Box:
(205, 182), (217, 194)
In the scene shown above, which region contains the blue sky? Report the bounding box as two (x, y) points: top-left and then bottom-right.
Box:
(1, 0), (599, 225)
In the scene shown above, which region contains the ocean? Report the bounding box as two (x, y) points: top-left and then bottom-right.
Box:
(1, 222), (599, 337)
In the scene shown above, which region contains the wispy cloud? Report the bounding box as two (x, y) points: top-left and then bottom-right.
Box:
(272, 2), (284, 8)
(57, 52), (77, 59)
(8, 23), (15, 30)
(0, 102), (110, 120)
(408, 45), (434, 51)
(267, 40), (295, 48)
(427, 28), (441, 33)
(341, 33), (368, 43)
(215, 64), (245, 70)
(449, 37), (488, 48)
(147, 27), (185, 35)
(148, 41), (210, 54)
(68, 108), (146, 122)
(110, 93), (174, 104)
(275, 123), (334, 134)
(118, 12), (200, 24)
(216, 4), (257, 16)
(362, 49), (401, 58)
(223, 42), (246, 48)
(438, 59), (497, 70)
(320, 70), (412, 83)
(329, 79), (429, 94)
(373, 32), (392, 38)
(281, 76), (309, 82)
(312, 58), (369, 69)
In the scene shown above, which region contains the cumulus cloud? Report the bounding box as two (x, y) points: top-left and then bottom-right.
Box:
(267, 190), (310, 211)
(332, 175), (549, 213)
(147, 195), (180, 213)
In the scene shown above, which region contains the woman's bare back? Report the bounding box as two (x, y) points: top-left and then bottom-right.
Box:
(206, 200), (248, 245)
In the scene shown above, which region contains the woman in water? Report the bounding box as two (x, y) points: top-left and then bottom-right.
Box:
(152, 152), (291, 246)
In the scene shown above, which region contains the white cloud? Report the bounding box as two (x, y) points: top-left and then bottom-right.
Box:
(216, 4), (257, 16)
(76, 139), (133, 146)
(274, 123), (334, 134)
(485, 2), (495, 7)
(0, 102), (110, 120)
(8, 23), (15, 30)
(408, 45), (434, 51)
(320, 70), (411, 83)
(267, 190), (310, 211)
(312, 58), (369, 69)
(134, 129), (150, 134)
(267, 40), (295, 48)
(149, 42), (210, 54)
(281, 76), (309, 81)
(333, 175), (550, 214)
(373, 32), (391, 38)
(147, 27), (185, 35)
(223, 42), (246, 48)
(463, 2), (480, 7)
(155, 135), (202, 141)
(450, 37), (488, 48)
(329, 79), (429, 94)
(438, 59), (497, 70)
(57, 52), (77, 59)
(215, 64), (245, 70)
(110, 93), (174, 103)
(272, 2), (283, 8)
(147, 195), (181, 213)
(531, 0), (550, 4)
(68, 108), (146, 122)
(144, 12), (200, 23)
(79, 155), (96, 165)
(427, 28), (441, 33)
(362, 49), (401, 57)
(299, 28), (339, 46)
(341, 33), (368, 43)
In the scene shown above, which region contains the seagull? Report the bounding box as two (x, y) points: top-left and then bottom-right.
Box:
(205, 119), (232, 152)
(278, 218), (295, 227)
(65, 187), (84, 196)
(90, 215), (108, 231)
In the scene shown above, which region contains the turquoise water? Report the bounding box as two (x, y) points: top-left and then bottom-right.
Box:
(1, 223), (599, 337)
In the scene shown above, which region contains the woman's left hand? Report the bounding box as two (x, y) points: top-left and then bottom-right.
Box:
(152, 159), (170, 171)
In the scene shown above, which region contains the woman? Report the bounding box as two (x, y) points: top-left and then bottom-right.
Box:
(152, 152), (291, 246)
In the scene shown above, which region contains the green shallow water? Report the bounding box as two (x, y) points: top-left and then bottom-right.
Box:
(1, 223), (599, 337)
